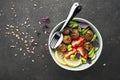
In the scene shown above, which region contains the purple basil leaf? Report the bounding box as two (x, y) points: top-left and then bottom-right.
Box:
(75, 53), (81, 59)
(87, 57), (92, 64)
(79, 22), (89, 28)
(39, 16), (49, 23)
(92, 40), (99, 47)
(84, 49), (88, 54)
(42, 24), (49, 31)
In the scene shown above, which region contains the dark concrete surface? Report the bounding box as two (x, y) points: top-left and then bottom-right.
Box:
(0, 0), (120, 80)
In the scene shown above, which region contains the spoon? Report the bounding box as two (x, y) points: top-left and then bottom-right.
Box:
(50, 2), (82, 49)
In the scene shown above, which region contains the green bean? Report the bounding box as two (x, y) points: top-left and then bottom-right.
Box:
(82, 28), (89, 35)
(91, 34), (97, 41)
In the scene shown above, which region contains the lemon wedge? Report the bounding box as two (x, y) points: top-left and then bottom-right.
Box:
(54, 51), (67, 65)
(64, 58), (82, 67)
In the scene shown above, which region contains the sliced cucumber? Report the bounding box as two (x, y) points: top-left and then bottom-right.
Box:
(94, 47), (99, 52)
(91, 54), (96, 60)
(81, 57), (87, 64)
(78, 26), (82, 32)
(88, 52), (95, 58)
(88, 47), (95, 55)
(70, 55), (76, 60)
(68, 21), (78, 28)
(68, 48), (72, 51)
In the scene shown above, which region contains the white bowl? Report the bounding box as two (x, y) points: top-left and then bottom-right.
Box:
(48, 18), (103, 71)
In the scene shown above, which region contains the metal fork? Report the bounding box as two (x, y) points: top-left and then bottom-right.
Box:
(50, 2), (82, 49)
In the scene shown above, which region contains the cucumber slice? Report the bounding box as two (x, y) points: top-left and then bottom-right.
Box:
(88, 47), (95, 55)
(94, 47), (99, 52)
(91, 54), (96, 60)
(68, 48), (72, 51)
(89, 52), (95, 58)
(81, 57), (87, 64)
(78, 26), (82, 32)
(68, 21), (78, 28)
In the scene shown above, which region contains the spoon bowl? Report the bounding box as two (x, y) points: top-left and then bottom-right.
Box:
(48, 18), (103, 71)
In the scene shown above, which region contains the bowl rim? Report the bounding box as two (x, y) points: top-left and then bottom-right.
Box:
(48, 17), (103, 71)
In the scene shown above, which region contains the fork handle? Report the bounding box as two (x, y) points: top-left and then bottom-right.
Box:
(60, 2), (82, 31)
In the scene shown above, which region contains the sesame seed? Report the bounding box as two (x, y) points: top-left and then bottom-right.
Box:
(6, 27), (9, 30)
(24, 40), (27, 43)
(10, 25), (14, 28)
(103, 63), (106, 66)
(26, 18), (29, 20)
(34, 4), (37, 7)
(41, 54), (44, 58)
(26, 47), (29, 50)
(23, 53), (26, 56)
(22, 32), (25, 35)
(32, 59), (35, 63)
(17, 37), (20, 39)
(16, 29), (19, 31)
(15, 34), (19, 37)
(25, 36), (28, 38)
(14, 54), (17, 56)
(14, 14), (17, 17)
(24, 21), (27, 24)
(27, 50), (30, 53)
(20, 48), (22, 51)
(21, 38), (24, 41)
(25, 44), (29, 47)
(38, 21), (41, 24)
(10, 45), (16, 48)
(6, 24), (10, 27)
(11, 7), (14, 10)
(31, 51), (34, 54)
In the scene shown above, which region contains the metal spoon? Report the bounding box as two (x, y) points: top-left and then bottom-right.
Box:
(50, 2), (82, 49)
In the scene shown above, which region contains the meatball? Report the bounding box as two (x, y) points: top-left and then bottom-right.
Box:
(85, 30), (94, 41)
(63, 28), (70, 35)
(84, 42), (93, 51)
(63, 35), (71, 44)
(70, 29), (80, 39)
(57, 43), (67, 52)
(87, 30), (94, 37)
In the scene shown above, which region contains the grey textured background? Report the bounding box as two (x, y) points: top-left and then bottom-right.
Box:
(0, 0), (120, 80)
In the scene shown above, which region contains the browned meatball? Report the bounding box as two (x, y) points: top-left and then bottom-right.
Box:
(85, 33), (91, 41)
(57, 43), (67, 52)
(63, 28), (70, 35)
(87, 30), (94, 37)
(84, 42), (93, 51)
(70, 29), (80, 39)
(63, 35), (71, 44)
(85, 30), (94, 41)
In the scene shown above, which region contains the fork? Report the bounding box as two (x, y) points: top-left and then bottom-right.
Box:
(50, 2), (82, 49)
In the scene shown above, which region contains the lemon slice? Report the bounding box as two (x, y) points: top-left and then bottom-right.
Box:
(54, 51), (66, 65)
(64, 58), (82, 67)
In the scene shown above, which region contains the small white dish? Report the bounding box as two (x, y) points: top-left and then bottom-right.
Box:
(48, 18), (103, 71)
